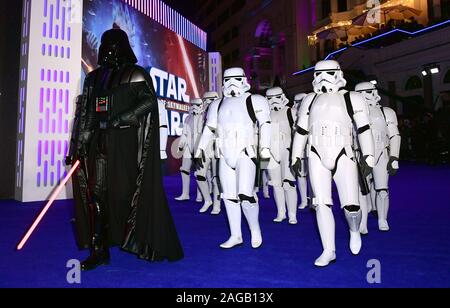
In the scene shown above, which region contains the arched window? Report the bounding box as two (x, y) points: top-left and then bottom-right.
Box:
(444, 70), (450, 84)
(405, 76), (422, 90)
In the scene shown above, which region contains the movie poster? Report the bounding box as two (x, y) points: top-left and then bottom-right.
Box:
(82, 0), (209, 136)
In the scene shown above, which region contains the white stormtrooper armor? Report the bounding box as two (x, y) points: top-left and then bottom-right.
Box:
(266, 87), (298, 224)
(294, 93), (309, 210)
(196, 67), (272, 249)
(158, 101), (169, 160)
(195, 91), (222, 214)
(291, 60), (375, 267)
(175, 98), (207, 206)
(356, 82), (401, 232)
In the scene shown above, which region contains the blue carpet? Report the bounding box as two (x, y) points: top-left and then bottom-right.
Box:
(1, 163), (449, 288)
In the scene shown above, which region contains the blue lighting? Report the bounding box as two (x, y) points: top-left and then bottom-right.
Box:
(293, 19), (450, 76)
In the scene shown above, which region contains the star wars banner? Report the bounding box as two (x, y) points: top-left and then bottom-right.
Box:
(82, 0), (209, 136)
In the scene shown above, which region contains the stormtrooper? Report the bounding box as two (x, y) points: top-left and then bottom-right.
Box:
(158, 101), (169, 160)
(355, 82), (401, 232)
(266, 87), (298, 224)
(293, 93), (309, 210)
(195, 91), (222, 214)
(291, 60), (375, 267)
(196, 67), (271, 249)
(176, 98), (213, 212)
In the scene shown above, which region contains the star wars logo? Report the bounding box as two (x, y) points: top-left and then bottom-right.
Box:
(149, 67), (190, 103)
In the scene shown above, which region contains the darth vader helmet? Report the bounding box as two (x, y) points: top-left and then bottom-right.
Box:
(98, 28), (138, 67)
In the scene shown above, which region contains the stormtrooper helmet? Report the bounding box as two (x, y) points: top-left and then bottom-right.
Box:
(266, 87), (288, 111)
(355, 82), (381, 106)
(223, 67), (251, 98)
(190, 98), (203, 115)
(312, 60), (347, 94)
(202, 91), (219, 107)
(294, 93), (307, 104)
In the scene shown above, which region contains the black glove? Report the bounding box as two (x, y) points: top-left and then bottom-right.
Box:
(292, 158), (302, 177)
(65, 156), (73, 166)
(387, 157), (399, 176)
(195, 150), (206, 171)
(360, 155), (373, 178)
(109, 111), (140, 129)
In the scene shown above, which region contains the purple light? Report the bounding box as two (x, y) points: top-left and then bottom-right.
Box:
(44, 0), (48, 17)
(62, 7), (66, 40)
(48, 44), (52, 56)
(67, 47), (70, 59)
(39, 119), (43, 133)
(53, 88), (57, 113)
(37, 141), (42, 166)
(56, 0), (60, 19)
(51, 141), (55, 166)
(41, 69), (45, 81)
(60, 71), (63, 83)
(45, 141), (49, 155)
(39, 88), (44, 113)
(49, 4), (53, 38)
(66, 72), (70, 83)
(58, 141), (61, 154)
(54, 45), (58, 57)
(61, 46), (64, 58)
(46, 88), (50, 101)
(47, 70), (51, 82)
(44, 161), (48, 186)
(57, 161), (61, 184)
(46, 108), (50, 133)
(65, 90), (69, 114)
(42, 44), (45, 55)
(67, 27), (71, 41)
(37, 173), (41, 187)
(53, 70), (57, 82)
(43, 22), (47, 37)
(55, 25), (59, 39)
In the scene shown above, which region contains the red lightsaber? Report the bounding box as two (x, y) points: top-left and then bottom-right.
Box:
(17, 160), (81, 250)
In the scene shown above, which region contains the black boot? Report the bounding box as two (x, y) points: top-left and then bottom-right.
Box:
(81, 245), (110, 271)
(81, 201), (110, 271)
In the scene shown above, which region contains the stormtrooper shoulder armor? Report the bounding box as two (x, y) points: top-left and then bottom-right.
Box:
(250, 94), (271, 123)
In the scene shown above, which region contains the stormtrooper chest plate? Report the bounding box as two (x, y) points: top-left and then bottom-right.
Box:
(270, 109), (292, 161)
(308, 93), (354, 169)
(217, 95), (256, 166)
(369, 106), (389, 150)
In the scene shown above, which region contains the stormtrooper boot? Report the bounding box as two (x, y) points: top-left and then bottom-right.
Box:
(175, 171), (190, 201)
(242, 200), (263, 249)
(197, 177), (213, 213)
(220, 200), (243, 249)
(285, 186), (298, 225)
(345, 207), (363, 255)
(314, 205), (336, 267)
(377, 190), (390, 231)
(211, 178), (221, 215)
(273, 186), (287, 223)
(298, 177), (308, 209)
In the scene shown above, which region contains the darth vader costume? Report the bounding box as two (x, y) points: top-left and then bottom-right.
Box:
(68, 29), (183, 270)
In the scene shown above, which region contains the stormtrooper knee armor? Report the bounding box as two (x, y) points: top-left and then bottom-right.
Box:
(196, 67), (271, 249)
(292, 60), (375, 267)
(355, 82), (401, 232)
(266, 87), (298, 224)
